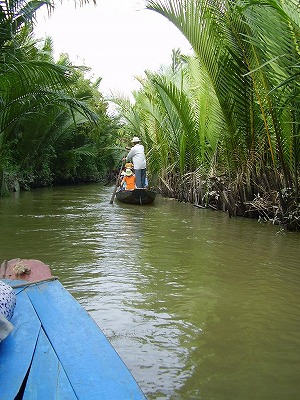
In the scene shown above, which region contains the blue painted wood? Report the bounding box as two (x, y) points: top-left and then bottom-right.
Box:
(26, 280), (146, 400)
(0, 289), (41, 400)
(2, 278), (31, 294)
(23, 329), (77, 399)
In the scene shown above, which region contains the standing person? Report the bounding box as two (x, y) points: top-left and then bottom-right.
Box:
(124, 136), (146, 188)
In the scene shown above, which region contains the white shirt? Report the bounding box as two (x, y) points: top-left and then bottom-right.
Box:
(126, 144), (146, 169)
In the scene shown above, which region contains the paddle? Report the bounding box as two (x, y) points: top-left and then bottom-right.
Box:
(109, 161), (124, 204)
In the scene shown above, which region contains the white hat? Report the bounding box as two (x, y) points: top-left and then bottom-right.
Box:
(131, 136), (140, 143)
(125, 168), (133, 176)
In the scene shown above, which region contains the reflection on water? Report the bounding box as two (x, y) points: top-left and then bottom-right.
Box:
(1, 184), (300, 399)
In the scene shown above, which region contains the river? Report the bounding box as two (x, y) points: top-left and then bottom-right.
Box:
(0, 184), (299, 400)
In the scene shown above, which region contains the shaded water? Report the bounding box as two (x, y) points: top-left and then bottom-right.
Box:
(0, 184), (300, 400)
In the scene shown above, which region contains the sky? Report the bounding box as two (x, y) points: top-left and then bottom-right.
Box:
(34, 0), (192, 100)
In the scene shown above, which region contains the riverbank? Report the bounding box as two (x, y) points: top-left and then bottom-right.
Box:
(3, 169), (300, 231)
(157, 172), (300, 232)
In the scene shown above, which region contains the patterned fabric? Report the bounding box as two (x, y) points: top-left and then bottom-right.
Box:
(0, 281), (16, 320)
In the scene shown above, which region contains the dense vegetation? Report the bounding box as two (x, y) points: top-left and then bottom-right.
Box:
(0, 0), (119, 196)
(115, 0), (300, 230)
(1, 0), (300, 231)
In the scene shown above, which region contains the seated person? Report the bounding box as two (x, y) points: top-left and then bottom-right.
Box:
(120, 169), (126, 190)
(124, 162), (134, 170)
(0, 281), (16, 342)
(121, 168), (136, 190)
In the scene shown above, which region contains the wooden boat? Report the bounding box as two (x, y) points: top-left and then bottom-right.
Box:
(0, 259), (146, 400)
(116, 188), (156, 205)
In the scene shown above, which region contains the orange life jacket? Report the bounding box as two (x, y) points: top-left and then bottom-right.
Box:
(123, 175), (136, 190)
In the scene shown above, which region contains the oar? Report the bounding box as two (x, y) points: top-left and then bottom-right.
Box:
(109, 161), (124, 204)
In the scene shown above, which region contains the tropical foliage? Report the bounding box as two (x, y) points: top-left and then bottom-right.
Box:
(0, 0), (118, 195)
(114, 0), (300, 230)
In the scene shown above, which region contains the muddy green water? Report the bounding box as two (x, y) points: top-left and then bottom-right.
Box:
(1, 184), (300, 400)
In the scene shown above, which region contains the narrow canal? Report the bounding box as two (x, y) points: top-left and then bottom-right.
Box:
(1, 184), (299, 400)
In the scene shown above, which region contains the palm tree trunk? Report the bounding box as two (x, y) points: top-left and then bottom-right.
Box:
(0, 167), (9, 197)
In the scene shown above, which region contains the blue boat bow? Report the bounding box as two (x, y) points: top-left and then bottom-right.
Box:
(0, 259), (146, 400)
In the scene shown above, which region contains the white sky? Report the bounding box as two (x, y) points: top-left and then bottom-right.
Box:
(34, 0), (192, 100)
